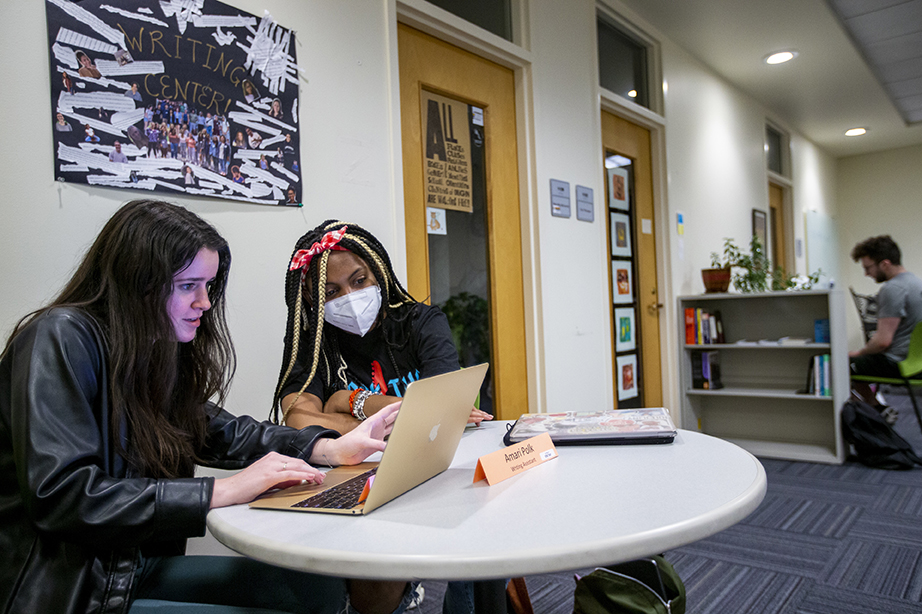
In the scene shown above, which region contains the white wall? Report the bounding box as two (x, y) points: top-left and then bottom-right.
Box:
(659, 38), (837, 299)
(527, 0), (618, 412)
(835, 145), (922, 350)
(791, 134), (838, 277)
(525, 1), (839, 415)
(1, 0), (843, 425)
(0, 0), (405, 422)
(2, 0), (859, 555)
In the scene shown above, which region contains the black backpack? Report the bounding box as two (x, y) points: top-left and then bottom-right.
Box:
(841, 398), (922, 469)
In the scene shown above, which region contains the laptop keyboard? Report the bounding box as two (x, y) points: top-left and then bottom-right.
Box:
(291, 467), (378, 509)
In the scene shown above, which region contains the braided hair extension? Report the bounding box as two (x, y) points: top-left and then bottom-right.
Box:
(271, 220), (416, 424)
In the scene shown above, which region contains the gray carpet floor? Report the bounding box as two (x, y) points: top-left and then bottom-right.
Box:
(414, 389), (922, 613)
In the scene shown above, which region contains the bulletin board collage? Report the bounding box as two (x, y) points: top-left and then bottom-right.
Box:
(46, 0), (303, 206)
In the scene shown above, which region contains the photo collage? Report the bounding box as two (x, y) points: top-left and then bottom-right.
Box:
(46, 0), (302, 206)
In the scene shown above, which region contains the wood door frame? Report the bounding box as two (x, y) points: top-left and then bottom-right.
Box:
(599, 94), (678, 419)
(602, 112), (661, 408)
(767, 174), (795, 274)
(391, 4), (544, 414)
(398, 24), (529, 420)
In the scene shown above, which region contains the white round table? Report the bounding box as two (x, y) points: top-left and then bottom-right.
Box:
(208, 421), (766, 609)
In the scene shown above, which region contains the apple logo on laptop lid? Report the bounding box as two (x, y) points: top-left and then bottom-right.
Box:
(429, 423), (440, 442)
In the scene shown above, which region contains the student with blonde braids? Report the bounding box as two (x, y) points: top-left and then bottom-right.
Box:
(273, 220), (491, 434)
(273, 220), (489, 614)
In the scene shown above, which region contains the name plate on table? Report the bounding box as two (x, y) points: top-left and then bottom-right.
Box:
(473, 432), (558, 485)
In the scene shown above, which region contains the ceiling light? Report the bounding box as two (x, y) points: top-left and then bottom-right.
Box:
(627, 90), (637, 98)
(845, 128), (867, 137)
(764, 51), (797, 65)
(605, 154), (632, 169)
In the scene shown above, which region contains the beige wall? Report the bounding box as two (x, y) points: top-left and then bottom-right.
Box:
(0, 0), (858, 427)
(0, 0), (405, 423)
(836, 145), (922, 350)
(8, 0), (915, 557)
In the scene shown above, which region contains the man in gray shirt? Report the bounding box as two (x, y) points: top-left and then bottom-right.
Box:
(850, 235), (922, 422)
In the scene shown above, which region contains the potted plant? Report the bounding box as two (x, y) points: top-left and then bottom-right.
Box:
(702, 238), (739, 293)
(707, 236), (822, 293)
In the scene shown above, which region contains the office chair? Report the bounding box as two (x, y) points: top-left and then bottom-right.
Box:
(851, 322), (922, 437)
(849, 286), (878, 343)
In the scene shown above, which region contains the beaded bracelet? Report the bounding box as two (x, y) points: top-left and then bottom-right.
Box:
(348, 389), (360, 413)
(351, 389), (371, 421)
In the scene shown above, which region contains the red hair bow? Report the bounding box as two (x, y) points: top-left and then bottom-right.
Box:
(289, 226), (348, 271)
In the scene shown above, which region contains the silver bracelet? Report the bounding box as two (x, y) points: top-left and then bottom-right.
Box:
(352, 389), (371, 421)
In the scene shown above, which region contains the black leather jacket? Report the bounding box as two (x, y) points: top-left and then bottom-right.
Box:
(0, 308), (335, 613)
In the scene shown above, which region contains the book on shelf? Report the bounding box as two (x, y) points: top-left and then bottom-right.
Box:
(685, 309), (692, 343)
(814, 318), (830, 343)
(822, 354), (830, 396)
(798, 353), (831, 396)
(691, 350), (705, 388)
(690, 350), (723, 390)
(685, 308), (724, 345)
(693, 308), (704, 344)
(705, 351), (723, 389)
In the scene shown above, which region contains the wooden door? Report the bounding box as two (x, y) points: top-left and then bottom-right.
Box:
(398, 24), (527, 420)
(768, 182), (786, 271)
(601, 111), (662, 407)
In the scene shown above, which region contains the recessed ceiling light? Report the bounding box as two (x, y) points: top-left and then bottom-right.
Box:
(627, 90), (637, 98)
(765, 51), (798, 65)
(845, 127), (867, 137)
(605, 154), (632, 169)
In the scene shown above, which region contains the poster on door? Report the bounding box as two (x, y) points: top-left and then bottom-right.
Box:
(420, 90), (474, 213)
(45, 0), (303, 206)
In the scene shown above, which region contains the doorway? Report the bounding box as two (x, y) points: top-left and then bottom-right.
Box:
(601, 110), (662, 408)
(768, 182), (787, 271)
(398, 24), (527, 420)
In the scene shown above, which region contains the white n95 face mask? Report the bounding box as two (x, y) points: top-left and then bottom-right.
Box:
(323, 285), (382, 336)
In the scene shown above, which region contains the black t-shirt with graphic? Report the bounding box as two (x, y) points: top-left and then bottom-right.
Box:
(281, 303), (460, 402)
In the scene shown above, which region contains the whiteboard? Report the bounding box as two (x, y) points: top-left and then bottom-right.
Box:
(805, 209), (839, 288)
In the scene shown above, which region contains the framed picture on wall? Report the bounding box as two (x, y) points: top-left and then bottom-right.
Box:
(616, 354), (639, 401)
(610, 211), (632, 257)
(607, 166), (630, 211)
(611, 261), (633, 304)
(614, 307), (636, 352)
(752, 209), (768, 251)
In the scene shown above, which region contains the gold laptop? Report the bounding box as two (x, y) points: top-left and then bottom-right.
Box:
(250, 363), (489, 515)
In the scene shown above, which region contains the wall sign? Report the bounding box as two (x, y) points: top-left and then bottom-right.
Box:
(576, 185), (594, 222)
(550, 179), (570, 218)
(46, 0), (302, 206)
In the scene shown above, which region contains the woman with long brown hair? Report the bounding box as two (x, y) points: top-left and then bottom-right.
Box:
(0, 200), (403, 614)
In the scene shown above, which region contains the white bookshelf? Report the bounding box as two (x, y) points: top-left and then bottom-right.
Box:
(678, 290), (848, 464)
